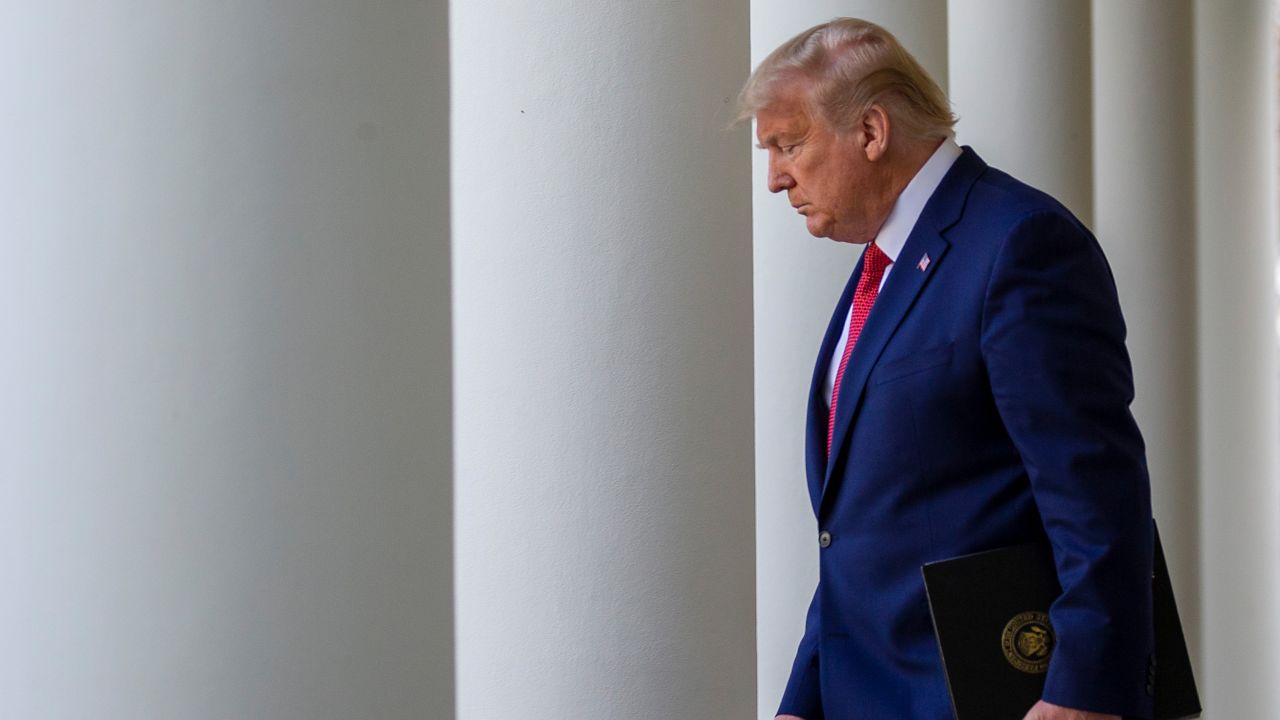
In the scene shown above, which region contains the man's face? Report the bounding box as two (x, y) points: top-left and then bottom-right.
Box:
(755, 90), (882, 244)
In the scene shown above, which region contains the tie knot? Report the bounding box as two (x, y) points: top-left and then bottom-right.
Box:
(863, 241), (892, 276)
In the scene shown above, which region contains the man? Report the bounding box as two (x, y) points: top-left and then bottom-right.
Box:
(739, 19), (1154, 720)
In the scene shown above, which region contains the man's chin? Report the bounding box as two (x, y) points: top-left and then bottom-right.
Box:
(804, 216), (833, 239)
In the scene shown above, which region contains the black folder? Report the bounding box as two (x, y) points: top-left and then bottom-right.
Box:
(921, 525), (1200, 720)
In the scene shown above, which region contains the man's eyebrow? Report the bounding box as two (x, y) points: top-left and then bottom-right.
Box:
(755, 134), (781, 150)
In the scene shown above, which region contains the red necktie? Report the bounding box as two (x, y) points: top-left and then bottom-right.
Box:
(828, 241), (892, 457)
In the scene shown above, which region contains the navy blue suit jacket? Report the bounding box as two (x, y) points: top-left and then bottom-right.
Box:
(778, 147), (1154, 720)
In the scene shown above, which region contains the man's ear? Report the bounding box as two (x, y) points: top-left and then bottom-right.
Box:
(861, 104), (891, 162)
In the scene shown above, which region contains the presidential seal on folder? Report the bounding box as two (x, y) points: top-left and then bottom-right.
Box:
(921, 525), (1200, 720)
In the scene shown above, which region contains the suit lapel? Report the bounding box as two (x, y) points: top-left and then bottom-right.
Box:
(820, 147), (988, 500)
(822, 230), (949, 493)
(804, 255), (865, 515)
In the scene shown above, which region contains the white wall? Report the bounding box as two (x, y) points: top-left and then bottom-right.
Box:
(451, 1), (756, 718)
(0, 3), (453, 718)
(748, 5), (948, 717)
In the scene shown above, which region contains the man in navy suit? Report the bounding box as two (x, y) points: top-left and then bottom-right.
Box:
(738, 18), (1154, 720)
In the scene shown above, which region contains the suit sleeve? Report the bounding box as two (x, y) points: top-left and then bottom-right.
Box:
(777, 581), (824, 719)
(980, 210), (1154, 718)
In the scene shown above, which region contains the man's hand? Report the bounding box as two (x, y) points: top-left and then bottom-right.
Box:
(1022, 699), (1120, 720)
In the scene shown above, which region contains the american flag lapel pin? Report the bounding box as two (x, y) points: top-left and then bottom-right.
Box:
(916, 253), (931, 272)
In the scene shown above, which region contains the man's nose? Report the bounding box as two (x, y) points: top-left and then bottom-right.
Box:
(767, 160), (794, 194)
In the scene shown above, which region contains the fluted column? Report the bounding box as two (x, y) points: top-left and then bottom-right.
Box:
(451, 2), (755, 718)
(1193, 0), (1280, 716)
(1092, 0), (1200, 670)
(1, 3), (452, 719)
(949, 0), (1093, 226)
(747, 5), (948, 717)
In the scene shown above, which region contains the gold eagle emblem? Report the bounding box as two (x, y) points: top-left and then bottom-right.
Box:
(1001, 611), (1054, 674)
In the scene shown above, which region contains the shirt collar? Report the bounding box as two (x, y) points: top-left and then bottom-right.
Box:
(872, 136), (962, 263)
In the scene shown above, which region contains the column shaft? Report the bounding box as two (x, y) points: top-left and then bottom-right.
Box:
(1, 3), (452, 719)
(1092, 0), (1200, 668)
(451, 1), (756, 717)
(948, 0), (1093, 225)
(1194, 0), (1280, 715)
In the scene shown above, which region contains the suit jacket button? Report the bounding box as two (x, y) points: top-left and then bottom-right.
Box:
(819, 531), (832, 548)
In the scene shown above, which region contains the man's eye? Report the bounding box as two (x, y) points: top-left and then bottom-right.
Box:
(782, 144), (800, 155)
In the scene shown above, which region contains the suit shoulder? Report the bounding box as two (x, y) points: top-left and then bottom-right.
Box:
(963, 164), (1089, 239)
(942, 162), (1103, 286)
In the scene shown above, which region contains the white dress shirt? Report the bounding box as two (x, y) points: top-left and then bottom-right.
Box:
(824, 137), (963, 407)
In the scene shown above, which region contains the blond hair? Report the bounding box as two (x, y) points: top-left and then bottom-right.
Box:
(737, 18), (956, 142)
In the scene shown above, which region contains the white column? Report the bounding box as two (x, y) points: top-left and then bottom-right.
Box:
(748, 5), (948, 717)
(1194, 0), (1280, 716)
(0, 4), (452, 719)
(949, 0), (1093, 226)
(451, 2), (755, 718)
(1092, 0), (1200, 668)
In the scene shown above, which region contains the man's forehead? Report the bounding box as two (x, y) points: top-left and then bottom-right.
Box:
(755, 100), (811, 146)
